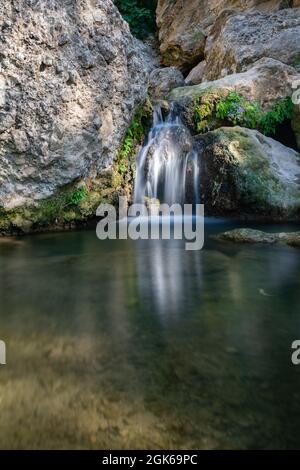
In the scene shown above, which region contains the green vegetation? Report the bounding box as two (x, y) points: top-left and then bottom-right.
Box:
(260, 97), (294, 135)
(37, 186), (89, 224)
(194, 91), (294, 136)
(115, 0), (156, 39)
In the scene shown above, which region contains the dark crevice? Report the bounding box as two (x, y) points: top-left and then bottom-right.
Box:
(272, 120), (298, 151)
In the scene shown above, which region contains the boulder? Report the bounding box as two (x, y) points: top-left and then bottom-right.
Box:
(204, 8), (300, 80)
(171, 58), (300, 110)
(0, 0), (154, 212)
(185, 61), (207, 86)
(213, 228), (300, 247)
(197, 127), (300, 220)
(149, 67), (184, 100)
(292, 104), (300, 150)
(156, 0), (291, 71)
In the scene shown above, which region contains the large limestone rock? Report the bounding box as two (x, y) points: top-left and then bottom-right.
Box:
(197, 127), (300, 220)
(204, 8), (300, 80)
(0, 0), (153, 211)
(156, 0), (289, 71)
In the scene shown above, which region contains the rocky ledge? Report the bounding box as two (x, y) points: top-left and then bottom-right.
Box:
(213, 228), (300, 248)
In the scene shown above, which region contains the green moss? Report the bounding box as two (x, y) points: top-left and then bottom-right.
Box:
(193, 91), (294, 137)
(112, 99), (153, 190)
(193, 89), (226, 132)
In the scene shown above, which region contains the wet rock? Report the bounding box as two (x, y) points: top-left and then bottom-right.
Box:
(213, 228), (300, 248)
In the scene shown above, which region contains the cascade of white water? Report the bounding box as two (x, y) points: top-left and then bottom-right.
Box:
(134, 104), (200, 206)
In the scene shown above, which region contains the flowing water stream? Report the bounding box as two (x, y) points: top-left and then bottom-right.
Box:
(134, 105), (200, 205)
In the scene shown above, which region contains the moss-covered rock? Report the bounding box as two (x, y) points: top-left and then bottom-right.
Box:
(0, 179), (111, 235)
(213, 228), (300, 248)
(197, 127), (300, 220)
(169, 58), (300, 137)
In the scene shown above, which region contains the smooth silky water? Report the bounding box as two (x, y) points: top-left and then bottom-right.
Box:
(134, 105), (199, 205)
(0, 221), (300, 449)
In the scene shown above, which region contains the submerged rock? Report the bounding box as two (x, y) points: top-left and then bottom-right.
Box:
(197, 127), (300, 220)
(214, 228), (300, 248)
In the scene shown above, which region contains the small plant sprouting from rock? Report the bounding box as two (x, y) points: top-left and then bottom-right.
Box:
(194, 91), (294, 137)
(215, 91), (262, 130)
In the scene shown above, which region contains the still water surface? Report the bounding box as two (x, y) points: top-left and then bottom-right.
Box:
(0, 220), (300, 449)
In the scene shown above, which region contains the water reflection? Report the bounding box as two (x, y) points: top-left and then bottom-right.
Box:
(0, 224), (300, 449)
(135, 239), (203, 321)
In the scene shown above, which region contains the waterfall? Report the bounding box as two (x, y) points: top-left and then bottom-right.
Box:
(134, 105), (200, 206)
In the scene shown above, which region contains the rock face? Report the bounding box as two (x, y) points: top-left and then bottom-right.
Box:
(156, 0), (291, 71)
(197, 127), (300, 220)
(214, 228), (300, 247)
(0, 0), (153, 212)
(204, 8), (300, 80)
